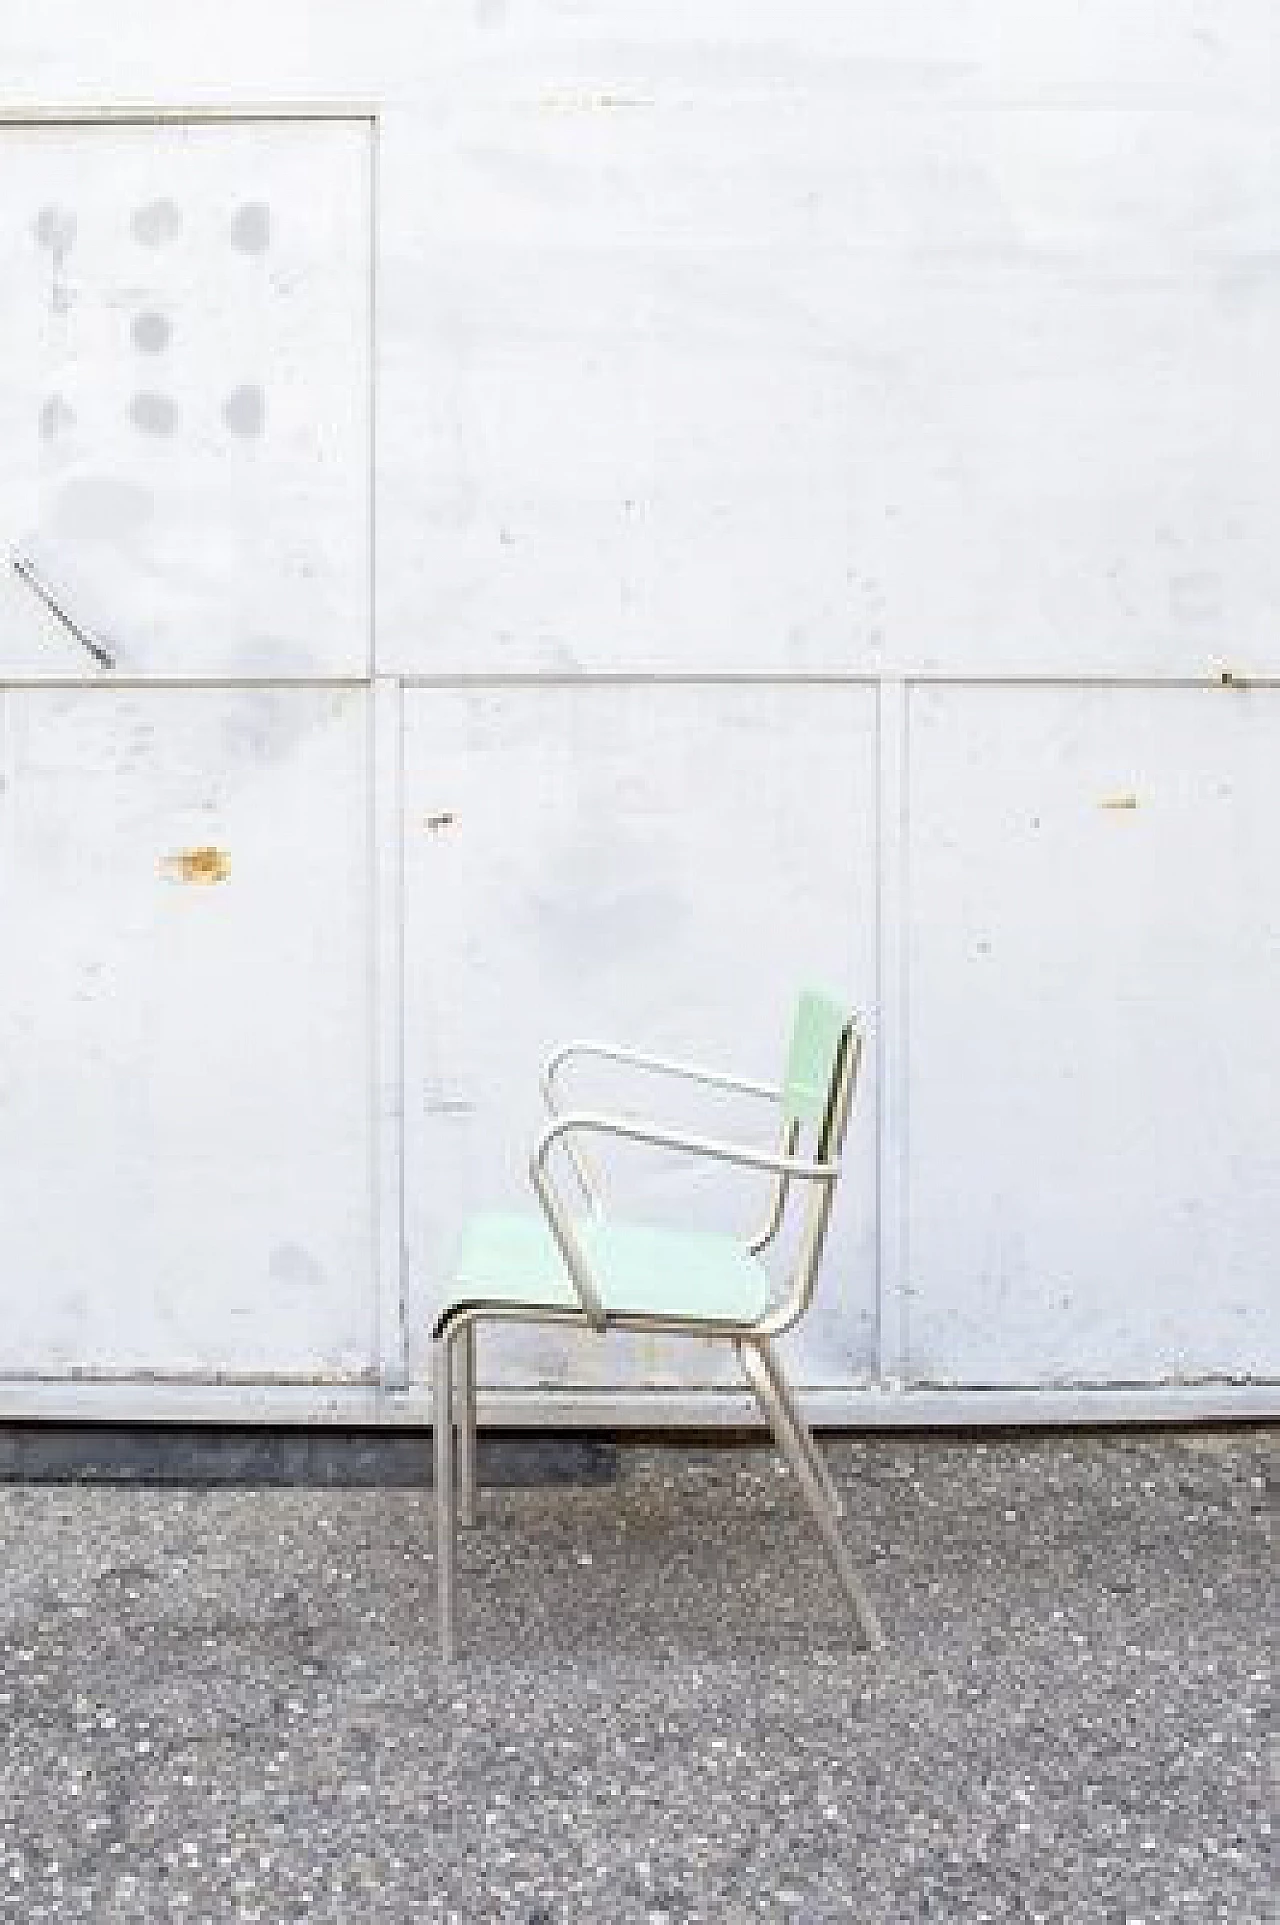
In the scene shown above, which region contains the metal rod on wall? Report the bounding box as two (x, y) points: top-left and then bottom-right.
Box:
(11, 551), (116, 670)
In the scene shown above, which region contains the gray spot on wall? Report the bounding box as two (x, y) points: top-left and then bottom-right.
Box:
(230, 201), (271, 253)
(130, 391), (178, 437)
(34, 204), (77, 264)
(527, 880), (689, 963)
(131, 198), (182, 247)
(222, 384), (266, 438)
(218, 689), (316, 774)
(38, 395), (76, 440)
(130, 310), (171, 354)
(269, 1243), (325, 1290)
(52, 474), (154, 539)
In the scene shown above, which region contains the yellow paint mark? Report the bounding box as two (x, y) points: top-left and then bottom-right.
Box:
(161, 845), (231, 885)
(1098, 794), (1139, 812)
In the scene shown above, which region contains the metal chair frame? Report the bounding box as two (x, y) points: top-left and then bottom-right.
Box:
(432, 1015), (883, 1662)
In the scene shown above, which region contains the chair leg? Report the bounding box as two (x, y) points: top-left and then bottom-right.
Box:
(433, 1333), (457, 1663)
(456, 1322), (477, 1528)
(753, 1338), (845, 1520)
(737, 1338), (883, 1651)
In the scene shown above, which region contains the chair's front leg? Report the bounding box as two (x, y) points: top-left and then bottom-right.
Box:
(433, 1333), (457, 1663)
(737, 1338), (883, 1651)
(456, 1321), (477, 1528)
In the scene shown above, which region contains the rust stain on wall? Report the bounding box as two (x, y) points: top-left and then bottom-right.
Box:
(161, 845), (232, 885)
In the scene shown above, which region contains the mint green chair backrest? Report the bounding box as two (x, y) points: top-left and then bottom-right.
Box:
(781, 989), (858, 1152)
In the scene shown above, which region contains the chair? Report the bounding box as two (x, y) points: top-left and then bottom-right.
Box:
(431, 988), (884, 1662)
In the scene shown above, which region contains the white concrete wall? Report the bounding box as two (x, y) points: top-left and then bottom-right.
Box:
(0, 3), (1275, 1422)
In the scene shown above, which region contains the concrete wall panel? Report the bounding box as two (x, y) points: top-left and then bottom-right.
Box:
(0, 118), (371, 680)
(904, 684), (1280, 1385)
(402, 682), (879, 1388)
(0, 687), (374, 1376)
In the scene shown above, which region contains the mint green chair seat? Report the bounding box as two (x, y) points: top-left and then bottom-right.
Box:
(432, 988), (884, 1662)
(450, 1212), (772, 1325)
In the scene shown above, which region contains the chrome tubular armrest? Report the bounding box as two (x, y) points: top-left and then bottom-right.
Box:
(528, 1110), (839, 1334)
(539, 1043), (780, 1215)
(541, 1041), (779, 1110)
(527, 1131), (608, 1331)
(532, 1110), (838, 1186)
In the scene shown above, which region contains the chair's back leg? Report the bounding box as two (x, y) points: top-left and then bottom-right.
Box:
(752, 1339), (845, 1520)
(433, 1334), (457, 1662)
(456, 1323), (477, 1528)
(737, 1338), (884, 1651)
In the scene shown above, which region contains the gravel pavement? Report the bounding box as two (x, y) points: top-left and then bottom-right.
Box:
(0, 1428), (1272, 1922)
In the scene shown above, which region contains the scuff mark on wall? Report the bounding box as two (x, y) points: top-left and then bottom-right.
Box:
(34, 203), (77, 262)
(130, 391), (179, 437)
(130, 310), (172, 354)
(1098, 793), (1139, 811)
(222, 383), (266, 438)
(269, 1242), (325, 1290)
(38, 394), (76, 439)
(539, 90), (654, 113)
(229, 200), (271, 254)
(50, 474), (153, 539)
(160, 845), (231, 886)
(131, 197), (183, 247)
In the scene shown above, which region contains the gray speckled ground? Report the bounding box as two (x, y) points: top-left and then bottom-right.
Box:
(0, 1429), (1272, 1923)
